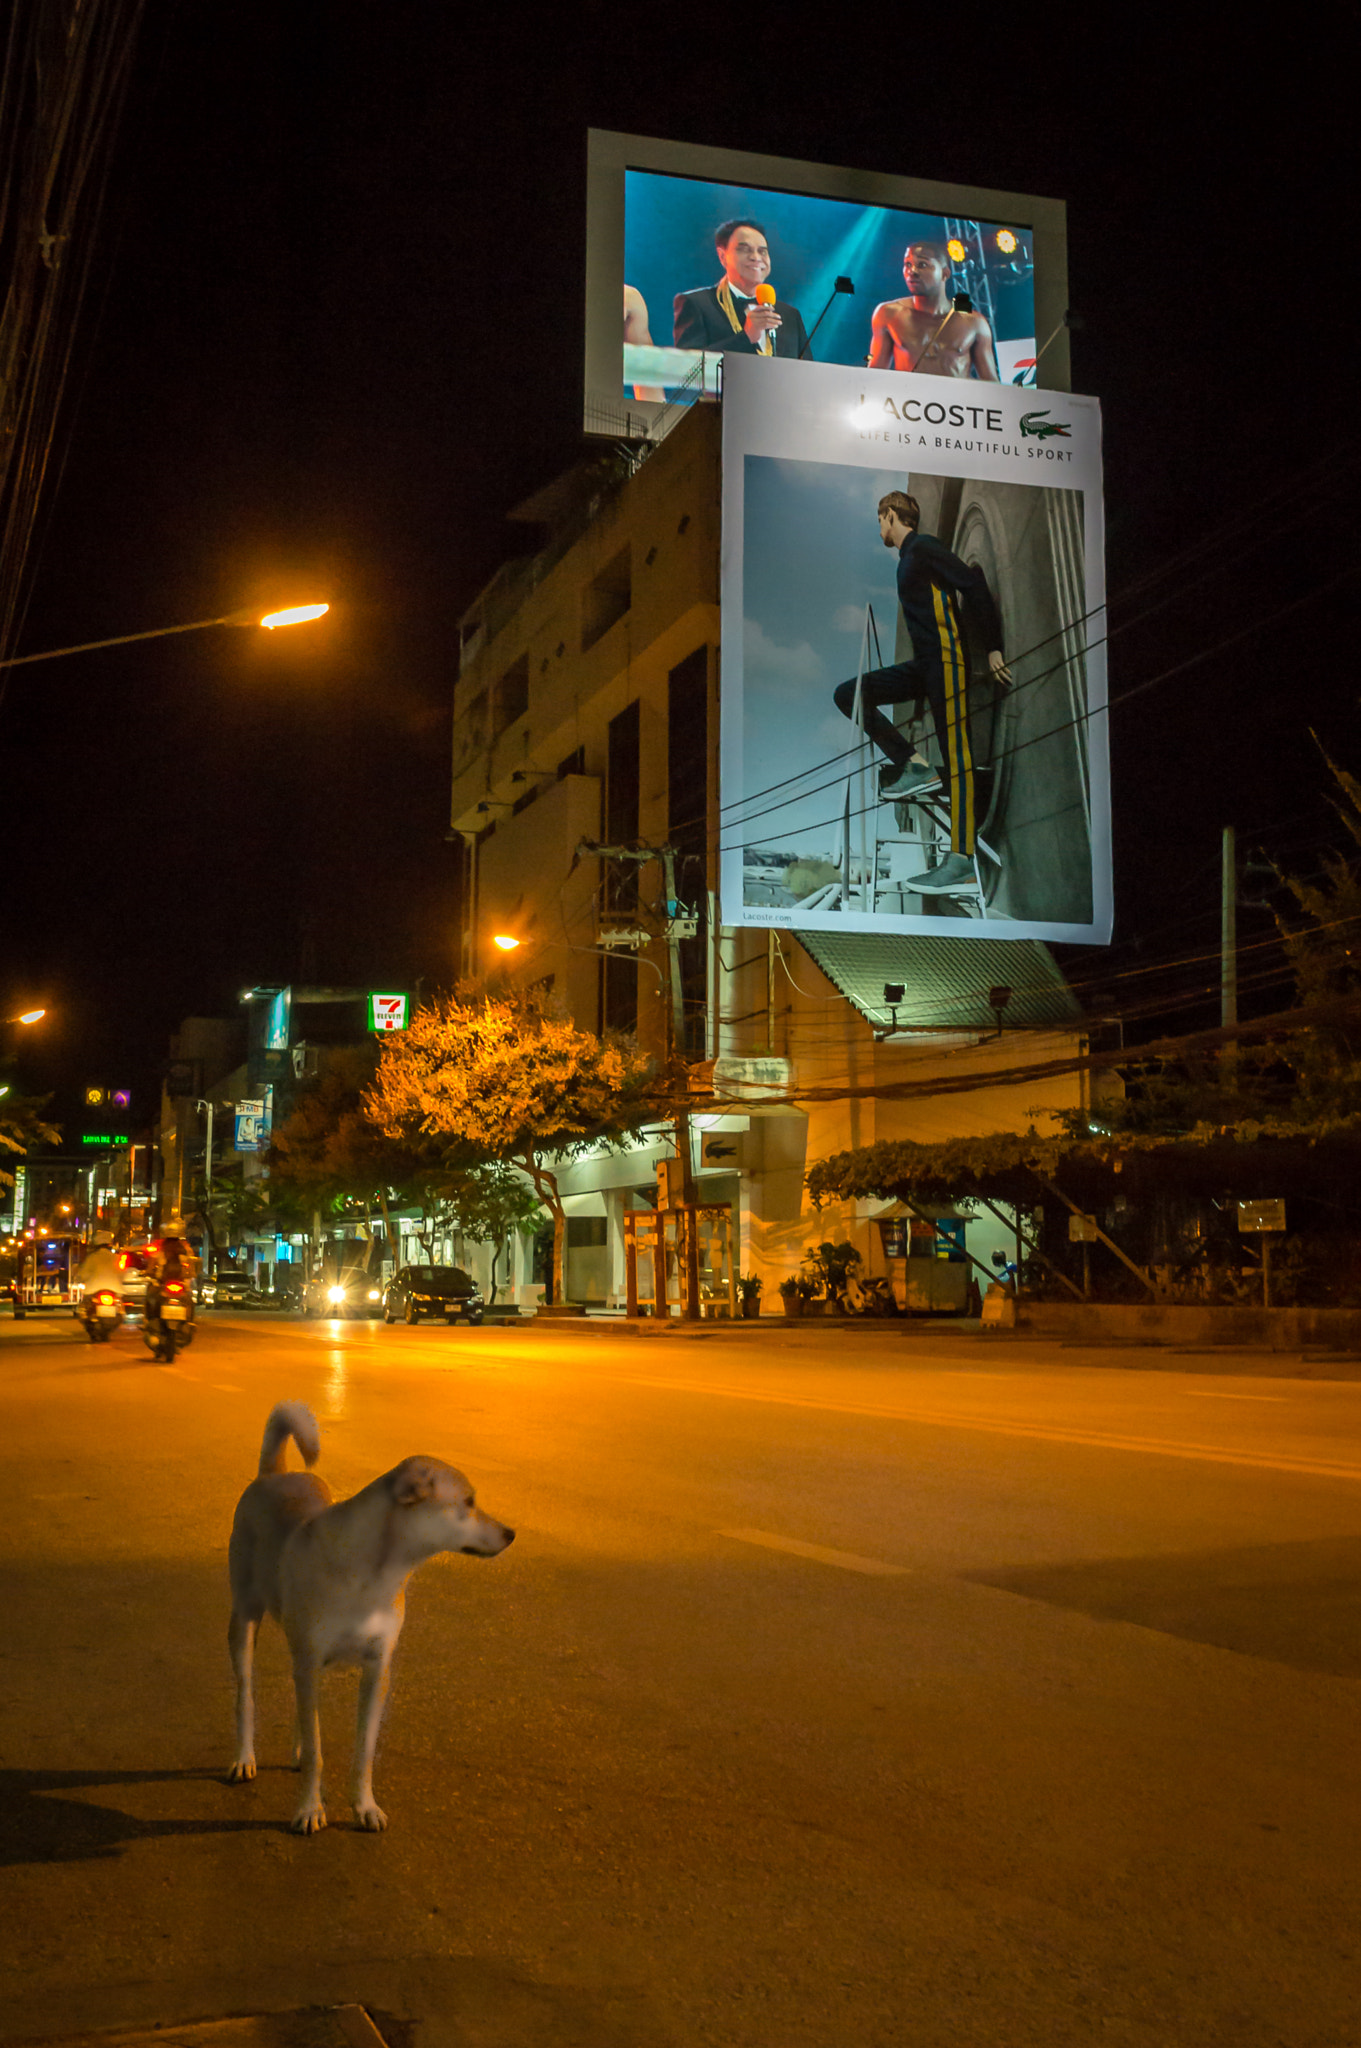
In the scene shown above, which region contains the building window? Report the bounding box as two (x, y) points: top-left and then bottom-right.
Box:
(566, 1216), (608, 1248)
(669, 648), (710, 1055)
(582, 547), (631, 651)
(492, 655), (529, 739)
(603, 700), (640, 1035)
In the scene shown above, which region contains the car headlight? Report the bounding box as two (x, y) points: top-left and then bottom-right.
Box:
(327, 1285), (347, 1304)
(366, 1288), (380, 1300)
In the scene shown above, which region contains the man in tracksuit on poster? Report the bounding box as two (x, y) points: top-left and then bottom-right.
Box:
(833, 489), (1011, 895)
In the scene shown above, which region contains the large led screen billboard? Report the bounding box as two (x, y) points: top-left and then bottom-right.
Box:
(586, 131), (1069, 436)
(719, 355), (1110, 945)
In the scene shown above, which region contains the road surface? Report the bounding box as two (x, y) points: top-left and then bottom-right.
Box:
(2, 1309), (1360, 2047)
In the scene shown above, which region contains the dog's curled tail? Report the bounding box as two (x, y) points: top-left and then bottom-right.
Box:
(258, 1401), (321, 1476)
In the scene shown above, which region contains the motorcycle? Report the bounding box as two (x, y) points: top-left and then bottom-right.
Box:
(79, 1289), (125, 1343)
(144, 1278), (196, 1361)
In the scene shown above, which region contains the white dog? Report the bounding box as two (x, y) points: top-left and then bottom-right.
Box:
(227, 1400), (514, 1833)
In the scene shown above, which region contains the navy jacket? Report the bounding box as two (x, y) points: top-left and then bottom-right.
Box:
(895, 531), (1003, 667)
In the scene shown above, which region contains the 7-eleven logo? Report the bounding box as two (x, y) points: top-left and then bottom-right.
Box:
(369, 992), (410, 1033)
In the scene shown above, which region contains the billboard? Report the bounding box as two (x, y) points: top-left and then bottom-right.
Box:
(719, 355), (1109, 945)
(586, 131), (1068, 435)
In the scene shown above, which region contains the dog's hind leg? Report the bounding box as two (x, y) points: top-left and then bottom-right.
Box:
(351, 1648), (393, 1832)
(227, 1609), (259, 1783)
(290, 1652), (327, 1834)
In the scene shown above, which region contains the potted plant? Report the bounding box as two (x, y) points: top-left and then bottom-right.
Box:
(778, 1276), (803, 1318)
(738, 1273), (762, 1319)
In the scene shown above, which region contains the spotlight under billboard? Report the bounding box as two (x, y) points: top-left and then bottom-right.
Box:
(585, 130), (1068, 437)
(718, 355), (1109, 946)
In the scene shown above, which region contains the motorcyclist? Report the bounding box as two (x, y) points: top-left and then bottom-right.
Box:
(145, 1219), (199, 1329)
(75, 1231), (126, 1300)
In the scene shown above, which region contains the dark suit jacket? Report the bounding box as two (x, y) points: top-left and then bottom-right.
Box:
(672, 284), (811, 360)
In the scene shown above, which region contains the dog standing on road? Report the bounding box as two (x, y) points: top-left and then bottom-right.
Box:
(227, 1400), (515, 1833)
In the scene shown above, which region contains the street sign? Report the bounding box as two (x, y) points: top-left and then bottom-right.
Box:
(368, 991), (410, 1033)
(1068, 1214), (1099, 1242)
(1237, 1199), (1286, 1233)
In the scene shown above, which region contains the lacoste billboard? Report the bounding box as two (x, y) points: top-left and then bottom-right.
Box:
(720, 355), (1110, 945)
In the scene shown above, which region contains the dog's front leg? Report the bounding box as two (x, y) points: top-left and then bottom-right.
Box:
(290, 1652), (327, 1834)
(227, 1610), (258, 1783)
(351, 1648), (392, 1831)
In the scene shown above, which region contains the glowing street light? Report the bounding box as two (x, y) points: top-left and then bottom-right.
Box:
(0, 604), (330, 671)
(261, 604), (329, 630)
(491, 934), (521, 952)
(9, 1009), (44, 1025)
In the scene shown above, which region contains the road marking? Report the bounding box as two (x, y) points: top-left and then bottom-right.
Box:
(594, 1374), (1361, 1482)
(719, 1528), (910, 1576)
(1185, 1390), (1287, 1402)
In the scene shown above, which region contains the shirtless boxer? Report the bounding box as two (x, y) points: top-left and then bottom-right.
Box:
(868, 242), (999, 380)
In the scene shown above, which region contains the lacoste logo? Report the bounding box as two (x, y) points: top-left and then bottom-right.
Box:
(1019, 410), (1071, 440)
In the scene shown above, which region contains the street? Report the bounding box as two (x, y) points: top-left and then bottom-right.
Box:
(3, 1311), (1361, 2048)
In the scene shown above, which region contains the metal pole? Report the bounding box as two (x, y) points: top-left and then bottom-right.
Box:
(1222, 825), (1238, 1086)
(662, 846), (701, 1320)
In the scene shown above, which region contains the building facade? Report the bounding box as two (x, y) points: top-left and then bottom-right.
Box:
(451, 403), (1096, 1308)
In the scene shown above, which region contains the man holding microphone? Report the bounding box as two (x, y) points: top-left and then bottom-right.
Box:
(673, 218), (810, 359)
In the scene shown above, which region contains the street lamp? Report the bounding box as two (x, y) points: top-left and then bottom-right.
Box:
(0, 604), (329, 671)
(4, 1009), (44, 1025)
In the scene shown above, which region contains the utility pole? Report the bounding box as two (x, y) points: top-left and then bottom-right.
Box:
(1221, 826), (1238, 1087)
(581, 836), (703, 1319)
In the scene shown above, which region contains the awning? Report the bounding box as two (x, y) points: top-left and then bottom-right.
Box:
(794, 931), (1083, 1034)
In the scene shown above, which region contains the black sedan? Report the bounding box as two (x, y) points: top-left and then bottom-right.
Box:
(383, 1264), (485, 1326)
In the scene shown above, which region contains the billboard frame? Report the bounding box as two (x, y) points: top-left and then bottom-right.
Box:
(718, 354), (1110, 947)
(586, 129), (1070, 436)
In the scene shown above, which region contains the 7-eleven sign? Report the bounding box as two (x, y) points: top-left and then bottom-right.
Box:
(368, 992), (410, 1034)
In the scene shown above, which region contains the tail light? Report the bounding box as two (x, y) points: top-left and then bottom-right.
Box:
(165, 1282), (186, 1296)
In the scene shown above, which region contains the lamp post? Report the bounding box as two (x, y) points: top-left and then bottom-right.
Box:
(0, 605), (329, 671)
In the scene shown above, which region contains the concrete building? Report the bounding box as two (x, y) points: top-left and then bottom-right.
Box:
(450, 403), (1094, 1309)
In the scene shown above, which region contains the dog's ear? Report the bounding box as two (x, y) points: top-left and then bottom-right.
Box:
(389, 1458), (438, 1506)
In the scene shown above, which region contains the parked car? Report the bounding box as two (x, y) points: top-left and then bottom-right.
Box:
(204, 1268), (254, 1307)
(383, 1264), (485, 1326)
(302, 1269), (385, 1318)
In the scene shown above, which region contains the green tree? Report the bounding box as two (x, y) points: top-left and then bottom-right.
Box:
(1277, 754), (1361, 1122)
(365, 985), (654, 1301)
(443, 1163), (545, 1303)
(269, 1046), (452, 1271)
(0, 1094), (60, 1197)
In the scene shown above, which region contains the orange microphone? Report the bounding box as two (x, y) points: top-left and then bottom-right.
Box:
(754, 281), (777, 354)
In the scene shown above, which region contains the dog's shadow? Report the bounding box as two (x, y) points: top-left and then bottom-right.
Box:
(0, 1765), (295, 1864)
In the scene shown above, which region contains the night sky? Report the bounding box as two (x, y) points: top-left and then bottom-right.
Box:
(3, 7), (1357, 1134)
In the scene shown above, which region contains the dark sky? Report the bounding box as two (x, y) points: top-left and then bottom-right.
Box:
(3, 6), (1357, 1130)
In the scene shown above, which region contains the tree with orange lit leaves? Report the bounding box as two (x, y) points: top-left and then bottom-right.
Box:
(363, 985), (655, 1304)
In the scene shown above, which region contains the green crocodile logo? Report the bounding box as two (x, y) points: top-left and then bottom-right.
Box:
(1019, 409), (1071, 440)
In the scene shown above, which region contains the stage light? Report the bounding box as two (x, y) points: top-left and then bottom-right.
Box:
(946, 239), (967, 265)
(996, 229), (1018, 254)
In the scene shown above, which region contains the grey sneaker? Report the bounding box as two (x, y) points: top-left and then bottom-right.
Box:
(905, 852), (978, 893)
(878, 762), (942, 802)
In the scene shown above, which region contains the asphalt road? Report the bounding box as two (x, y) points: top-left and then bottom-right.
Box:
(3, 1309), (1360, 2048)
